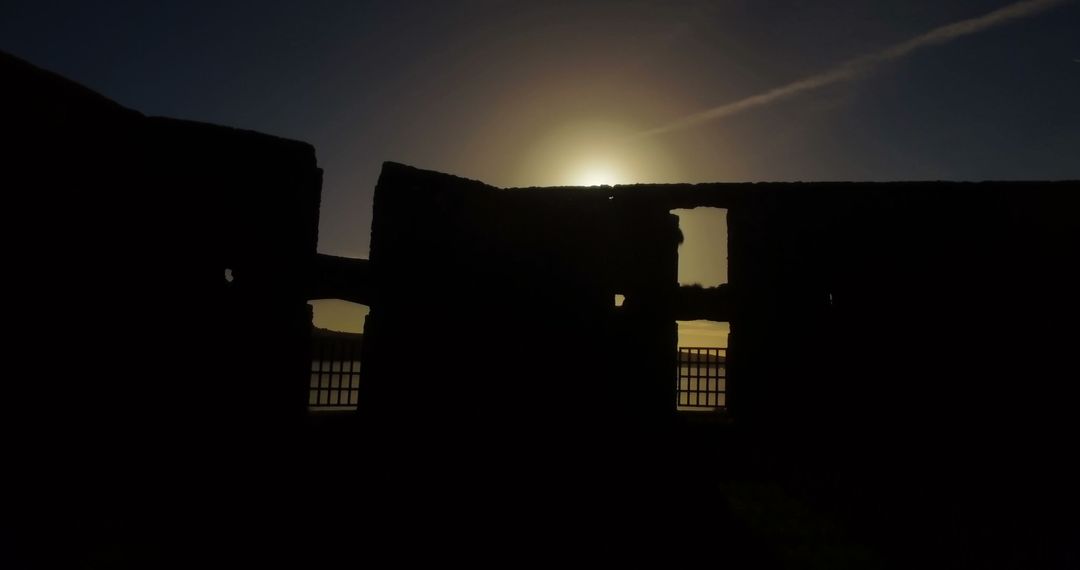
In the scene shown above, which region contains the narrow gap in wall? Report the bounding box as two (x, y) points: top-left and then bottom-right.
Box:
(670, 207), (729, 413)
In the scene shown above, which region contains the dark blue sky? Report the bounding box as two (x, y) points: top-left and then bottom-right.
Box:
(4, 0), (1078, 259)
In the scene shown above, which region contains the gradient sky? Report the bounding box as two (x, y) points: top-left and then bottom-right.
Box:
(4, 1), (1077, 335)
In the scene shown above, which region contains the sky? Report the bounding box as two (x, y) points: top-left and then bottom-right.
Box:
(4, 0), (1077, 337)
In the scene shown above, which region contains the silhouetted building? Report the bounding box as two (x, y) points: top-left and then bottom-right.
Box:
(7, 50), (322, 567)
(8, 49), (1079, 568)
(354, 162), (1080, 568)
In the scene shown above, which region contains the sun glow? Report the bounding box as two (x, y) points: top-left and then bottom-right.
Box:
(513, 121), (680, 188)
(575, 162), (620, 186)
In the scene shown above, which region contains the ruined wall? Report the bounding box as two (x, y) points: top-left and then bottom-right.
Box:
(720, 182), (1080, 565)
(5, 51), (323, 562)
(363, 166), (1080, 441)
(362, 165), (620, 439)
(363, 164), (1080, 561)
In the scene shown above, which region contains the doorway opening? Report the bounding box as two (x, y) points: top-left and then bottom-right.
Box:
(677, 319), (729, 412)
(308, 300), (368, 412)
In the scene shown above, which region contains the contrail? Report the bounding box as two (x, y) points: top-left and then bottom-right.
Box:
(635, 0), (1069, 138)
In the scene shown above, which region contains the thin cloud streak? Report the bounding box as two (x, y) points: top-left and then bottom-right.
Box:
(636, 0), (1070, 138)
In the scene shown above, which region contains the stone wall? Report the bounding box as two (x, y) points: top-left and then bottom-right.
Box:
(5, 51), (323, 564)
(361, 163), (1080, 564)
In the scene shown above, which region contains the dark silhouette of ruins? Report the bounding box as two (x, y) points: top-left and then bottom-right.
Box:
(6, 50), (1079, 567)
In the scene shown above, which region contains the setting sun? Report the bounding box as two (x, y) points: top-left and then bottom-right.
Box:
(512, 121), (680, 187)
(574, 162), (620, 186)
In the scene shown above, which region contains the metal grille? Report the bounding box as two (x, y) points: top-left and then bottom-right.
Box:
(309, 332), (362, 411)
(677, 347), (726, 411)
